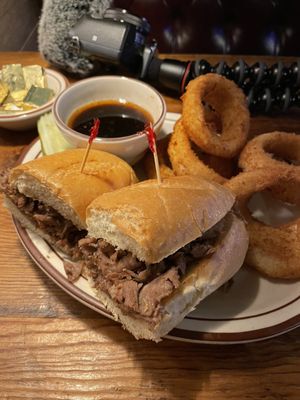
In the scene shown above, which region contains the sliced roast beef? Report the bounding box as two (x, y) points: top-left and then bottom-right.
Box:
(1, 178), (86, 258)
(77, 222), (220, 322)
(64, 260), (83, 282)
(1, 171), (222, 322)
(138, 268), (180, 318)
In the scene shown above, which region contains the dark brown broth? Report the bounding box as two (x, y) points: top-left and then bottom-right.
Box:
(68, 100), (153, 138)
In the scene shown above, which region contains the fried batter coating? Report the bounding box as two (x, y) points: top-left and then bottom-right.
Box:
(181, 74), (249, 158)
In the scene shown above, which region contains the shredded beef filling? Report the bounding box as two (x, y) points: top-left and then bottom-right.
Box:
(1, 172), (86, 259)
(1, 170), (225, 323)
(77, 223), (222, 323)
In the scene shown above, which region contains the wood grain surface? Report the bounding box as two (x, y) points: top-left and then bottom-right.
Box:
(0, 52), (299, 400)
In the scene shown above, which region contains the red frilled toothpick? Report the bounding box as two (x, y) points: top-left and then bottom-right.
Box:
(143, 122), (161, 184)
(80, 118), (100, 173)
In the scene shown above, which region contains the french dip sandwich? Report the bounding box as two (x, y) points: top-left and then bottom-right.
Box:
(2, 149), (137, 259)
(77, 175), (249, 341)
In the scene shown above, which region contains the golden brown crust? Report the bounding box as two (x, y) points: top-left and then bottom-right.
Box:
(226, 169), (300, 279)
(224, 169), (281, 201)
(168, 119), (227, 184)
(245, 217), (300, 279)
(181, 73), (250, 158)
(239, 131), (300, 172)
(239, 131), (300, 204)
(9, 149), (138, 227)
(87, 175), (235, 264)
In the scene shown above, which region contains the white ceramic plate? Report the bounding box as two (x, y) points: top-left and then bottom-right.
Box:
(13, 112), (300, 344)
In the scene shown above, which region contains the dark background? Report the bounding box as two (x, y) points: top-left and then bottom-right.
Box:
(1, 0), (300, 56)
(0, 0), (41, 51)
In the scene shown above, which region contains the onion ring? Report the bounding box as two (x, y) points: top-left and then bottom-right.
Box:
(181, 73), (250, 158)
(239, 131), (300, 203)
(225, 169), (300, 279)
(224, 169), (280, 202)
(168, 119), (227, 184)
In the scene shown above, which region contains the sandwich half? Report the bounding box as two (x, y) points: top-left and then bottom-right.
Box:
(78, 175), (249, 341)
(1, 149), (137, 260)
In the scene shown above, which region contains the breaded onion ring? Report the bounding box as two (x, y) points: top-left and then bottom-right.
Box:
(224, 169), (280, 201)
(144, 136), (175, 180)
(239, 131), (300, 203)
(181, 73), (250, 158)
(225, 169), (300, 279)
(168, 119), (227, 184)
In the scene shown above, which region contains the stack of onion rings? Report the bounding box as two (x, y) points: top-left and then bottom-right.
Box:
(181, 73), (250, 158)
(165, 74), (249, 182)
(142, 73), (300, 280)
(239, 131), (300, 204)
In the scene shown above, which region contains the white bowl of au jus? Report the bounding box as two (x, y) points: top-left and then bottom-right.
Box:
(52, 75), (167, 164)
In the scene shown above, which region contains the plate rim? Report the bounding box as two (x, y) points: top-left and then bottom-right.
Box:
(12, 113), (300, 344)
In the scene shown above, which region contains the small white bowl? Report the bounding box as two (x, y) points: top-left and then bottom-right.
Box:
(0, 68), (69, 131)
(53, 75), (167, 164)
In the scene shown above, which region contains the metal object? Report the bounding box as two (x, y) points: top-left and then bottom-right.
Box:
(68, 8), (300, 113)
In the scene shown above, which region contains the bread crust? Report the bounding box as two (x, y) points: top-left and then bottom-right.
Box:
(86, 175), (235, 263)
(89, 212), (249, 341)
(8, 149), (138, 228)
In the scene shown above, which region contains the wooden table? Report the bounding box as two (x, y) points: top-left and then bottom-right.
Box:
(0, 52), (299, 400)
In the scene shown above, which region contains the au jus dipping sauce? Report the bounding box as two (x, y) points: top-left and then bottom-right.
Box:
(68, 100), (153, 138)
